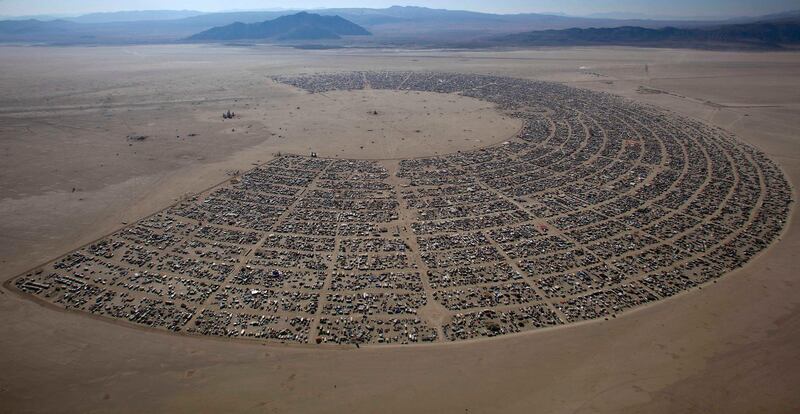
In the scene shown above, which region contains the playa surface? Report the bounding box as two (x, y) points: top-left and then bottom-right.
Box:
(0, 45), (798, 413)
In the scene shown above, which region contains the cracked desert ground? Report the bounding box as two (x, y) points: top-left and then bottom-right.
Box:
(0, 45), (798, 413)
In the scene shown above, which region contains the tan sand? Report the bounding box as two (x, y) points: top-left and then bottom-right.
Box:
(0, 45), (798, 413)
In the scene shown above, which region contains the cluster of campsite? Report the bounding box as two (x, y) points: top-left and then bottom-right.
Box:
(14, 72), (791, 345)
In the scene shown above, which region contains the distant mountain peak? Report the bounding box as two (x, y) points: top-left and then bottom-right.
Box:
(188, 11), (371, 41)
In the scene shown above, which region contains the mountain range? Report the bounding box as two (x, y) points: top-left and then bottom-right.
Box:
(491, 21), (800, 49)
(0, 6), (799, 49)
(68, 10), (206, 24)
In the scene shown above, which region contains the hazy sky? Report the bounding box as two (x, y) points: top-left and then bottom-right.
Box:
(1, 0), (797, 18)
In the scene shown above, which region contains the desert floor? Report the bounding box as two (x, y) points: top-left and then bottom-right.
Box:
(0, 45), (798, 413)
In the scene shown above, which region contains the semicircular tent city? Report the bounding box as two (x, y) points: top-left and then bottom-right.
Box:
(12, 72), (792, 345)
